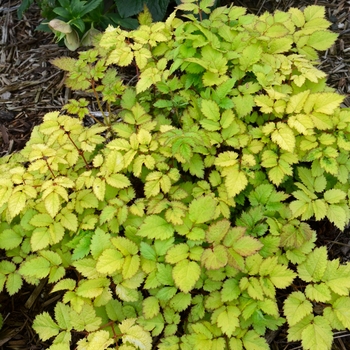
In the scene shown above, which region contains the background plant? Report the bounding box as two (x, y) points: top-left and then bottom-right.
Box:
(17, 0), (181, 50)
(1, 1), (350, 349)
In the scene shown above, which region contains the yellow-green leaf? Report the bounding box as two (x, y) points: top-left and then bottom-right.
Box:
(271, 122), (295, 153)
(172, 259), (201, 293)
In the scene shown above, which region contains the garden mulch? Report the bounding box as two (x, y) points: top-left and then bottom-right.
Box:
(1, 0), (350, 349)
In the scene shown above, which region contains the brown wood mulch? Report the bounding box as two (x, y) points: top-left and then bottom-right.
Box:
(1, 0), (350, 349)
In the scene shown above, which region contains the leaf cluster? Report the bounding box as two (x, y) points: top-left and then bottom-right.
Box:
(1, 1), (349, 349)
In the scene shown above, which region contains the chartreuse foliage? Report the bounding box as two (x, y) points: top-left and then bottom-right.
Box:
(0, 1), (349, 349)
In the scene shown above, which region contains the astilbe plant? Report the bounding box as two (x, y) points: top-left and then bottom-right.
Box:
(1, 1), (350, 349)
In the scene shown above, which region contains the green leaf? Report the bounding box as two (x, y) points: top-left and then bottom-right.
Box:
(122, 255), (140, 279)
(143, 296), (160, 319)
(333, 296), (350, 329)
(269, 264), (296, 289)
(0, 229), (22, 250)
(70, 304), (101, 332)
(169, 291), (191, 312)
(301, 316), (333, 350)
(233, 236), (263, 256)
(165, 244), (189, 264)
(33, 312), (60, 341)
(201, 99), (220, 121)
(96, 248), (124, 275)
(51, 278), (76, 293)
(119, 318), (152, 350)
(224, 166), (248, 197)
(271, 122), (295, 153)
(172, 259), (201, 293)
(19, 257), (51, 279)
(189, 196), (217, 224)
(138, 215), (175, 240)
(221, 278), (241, 302)
(206, 220), (231, 245)
(76, 330), (114, 349)
(284, 291), (313, 326)
(307, 31), (338, 51)
(8, 191), (26, 219)
(201, 245), (228, 270)
(59, 211), (78, 232)
(242, 330), (269, 350)
(76, 278), (109, 299)
(305, 284), (331, 302)
(297, 247), (328, 282)
(216, 305), (240, 336)
(106, 174), (131, 189)
(55, 302), (72, 330)
(6, 273), (22, 296)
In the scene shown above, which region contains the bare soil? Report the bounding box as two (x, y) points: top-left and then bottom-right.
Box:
(1, 0), (350, 349)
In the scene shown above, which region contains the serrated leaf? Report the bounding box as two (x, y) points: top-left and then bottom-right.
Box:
(333, 296), (350, 329)
(138, 215), (175, 240)
(201, 99), (220, 121)
(76, 278), (109, 299)
(165, 244), (189, 264)
(269, 264), (296, 289)
(55, 302), (72, 330)
(307, 30), (338, 51)
(0, 229), (22, 250)
(286, 91), (310, 114)
(59, 211), (78, 232)
(8, 191), (26, 219)
(233, 236), (263, 256)
(106, 174), (131, 189)
(119, 318), (152, 350)
(33, 312), (60, 341)
(271, 122), (295, 153)
(324, 189), (346, 204)
(122, 255), (140, 280)
(189, 196), (217, 224)
(206, 220), (231, 244)
(143, 296), (160, 319)
(70, 304), (101, 332)
(172, 259), (201, 293)
(224, 166), (248, 197)
(44, 191), (60, 218)
(301, 316), (333, 350)
(327, 204), (347, 230)
(96, 248), (124, 275)
(201, 245), (228, 270)
(51, 57), (77, 72)
(242, 330), (269, 350)
(221, 278), (241, 302)
(51, 278), (76, 293)
(284, 291), (313, 326)
(297, 247), (328, 282)
(305, 284), (331, 302)
(19, 257), (51, 279)
(6, 273), (22, 296)
(77, 330), (114, 349)
(216, 306), (240, 337)
(30, 227), (50, 252)
(215, 151), (239, 167)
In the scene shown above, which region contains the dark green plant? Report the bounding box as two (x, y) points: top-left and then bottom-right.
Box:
(2, 1), (350, 349)
(18, 0), (175, 50)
